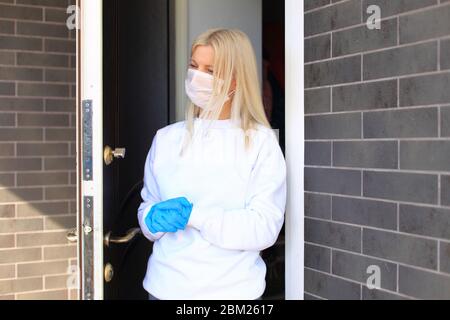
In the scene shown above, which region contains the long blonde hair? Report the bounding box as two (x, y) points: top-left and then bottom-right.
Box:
(180, 28), (271, 156)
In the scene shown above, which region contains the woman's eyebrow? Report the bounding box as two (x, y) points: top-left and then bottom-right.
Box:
(190, 58), (213, 67)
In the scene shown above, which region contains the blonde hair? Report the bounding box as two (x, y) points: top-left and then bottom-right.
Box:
(180, 28), (271, 156)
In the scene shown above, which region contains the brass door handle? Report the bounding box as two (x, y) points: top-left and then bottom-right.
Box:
(104, 228), (142, 247)
(103, 145), (126, 165)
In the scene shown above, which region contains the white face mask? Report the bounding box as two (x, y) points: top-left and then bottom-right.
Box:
(184, 68), (235, 111)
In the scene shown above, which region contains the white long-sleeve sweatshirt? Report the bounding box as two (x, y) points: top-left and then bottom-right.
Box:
(137, 117), (287, 300)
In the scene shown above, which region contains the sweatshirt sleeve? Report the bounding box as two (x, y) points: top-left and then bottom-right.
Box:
(187, 130), (287, 251)
(137, 132), (166, 242)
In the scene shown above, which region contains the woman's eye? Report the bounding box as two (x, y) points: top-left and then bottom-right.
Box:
(189, 63), (197, 68)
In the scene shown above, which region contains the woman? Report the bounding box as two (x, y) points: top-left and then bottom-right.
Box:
(137, 28), (287, 300)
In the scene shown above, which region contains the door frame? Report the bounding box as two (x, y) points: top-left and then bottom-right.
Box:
(76, 0), (304, 300)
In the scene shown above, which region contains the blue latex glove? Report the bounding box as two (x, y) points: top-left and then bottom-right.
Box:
(145, 197), (193, 233)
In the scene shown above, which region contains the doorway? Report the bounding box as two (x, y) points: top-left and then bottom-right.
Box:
(77, 0), (303, 300)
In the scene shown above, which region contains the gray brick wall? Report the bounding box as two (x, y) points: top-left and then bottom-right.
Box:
(304, 0), (450, 299)
(0, 0), (76, 300)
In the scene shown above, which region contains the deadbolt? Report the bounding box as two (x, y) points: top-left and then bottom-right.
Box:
(104, 145), (126, 165)
(104, 263), (114, 282)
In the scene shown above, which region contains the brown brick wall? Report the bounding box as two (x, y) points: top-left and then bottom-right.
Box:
(0, 0), (77, 300)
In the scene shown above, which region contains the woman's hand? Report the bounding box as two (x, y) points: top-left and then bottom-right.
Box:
(144, 197), (193, 233)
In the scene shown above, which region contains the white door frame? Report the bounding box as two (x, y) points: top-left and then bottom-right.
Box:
(77, 0), (104, 300)
(77, 0), (304, 300)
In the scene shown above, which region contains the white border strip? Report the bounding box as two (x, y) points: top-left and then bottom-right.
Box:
(285, 0), (304, 300)
(80, 0), (104, 300)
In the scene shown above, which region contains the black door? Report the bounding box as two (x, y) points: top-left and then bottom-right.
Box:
(103, 0), (171, 299)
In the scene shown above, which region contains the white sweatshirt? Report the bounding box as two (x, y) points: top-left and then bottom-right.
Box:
(137, 117), (287, 300)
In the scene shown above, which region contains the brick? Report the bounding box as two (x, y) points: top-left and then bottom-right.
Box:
(45, 69), (76, 83)
(305, 167), (361, 196)
(0, 235), (14, 248)
(400, 73), (450, 107)
(0, 277), (42, 295)
(0, 4), (43, 20)
(441, 241), (450, 274)
(17, 21), (68, 38)
(18, 260), (67, 277)
(399, 265), (450, 299)
(363, 108), (438, 138)
(17, 142), (68, 156)
(363, 171), (438, 204)
(305, 88), (330, 114)
(16, 289), (68, 300)
(305, 55), (361, 88)
(0, 247), (41, 264)
(305, 243), (330, 272)
(0, 143), (14, 156)
(18, 83), (69, 97)
(332, 250), (397, 291)
(44, 157), (75, 170)
(333, 141), (398, 169)
(305, 218), (361, 252)
(305, 268), (361, 300)
(0, 128), (43, 141)
(306, 112), (361, 139)
(45, 186), (75, 200)
(0, 204), (14, 218)
(305, 0), (361, 36)
(0, 97), (43, 112)
(333, 18), (397, 57)
(363, 42), (437, 80)
(18, 113), (69, 127)
(0, 113), (14, 126)
(0, 157), (41, 171)
(17, 52), (68, 67)
(44, 38), (76, 54)
(332, 196), (397, 230)
(45, 128), (75, 141)
(305, 192), (331, 219)
(305, 142), (331, 166)
(0, 19), (14, 34)
(0, 173), (14, 187)
(442, 175), (450, 206)
(44, 215), (75, 230)
(400, 141), (450, 171)
(400, 204), (450, 240)
(441, 106), (450, 137)
(332, 80), (397, 112)
(44, 8), (67, 23)
(363, 228), (437, 269)
(45, 98), (75, 112)
(0, 265), (14, 280)
(17, 231), (68, 247)
(442, 39), (450, 70)
(0, 187), (43, 203)
(399, 5), (450, 44)
(0, 35), (42, 51)
(0, 51), (14, 64)
(0, 82), (14, 95)
(305, 34), (330, 63)
(17, 172), (68, 186)
(0, 218), (43, 234)
(17, 201), (68, 217)
(43, 245), (76, 260)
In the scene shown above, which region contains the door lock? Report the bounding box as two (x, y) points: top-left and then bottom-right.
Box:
(104, 263), (114, 282)
(103, 145), (126, 165)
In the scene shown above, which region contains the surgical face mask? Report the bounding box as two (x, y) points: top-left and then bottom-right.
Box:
(184, 68), (235, 111)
